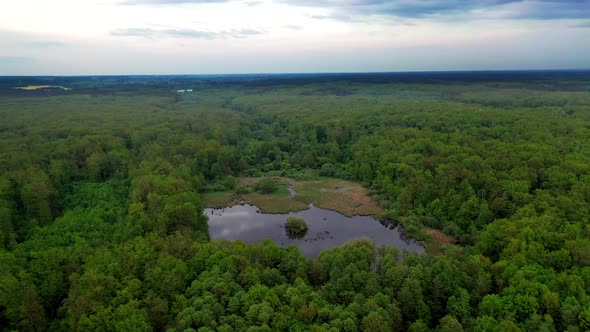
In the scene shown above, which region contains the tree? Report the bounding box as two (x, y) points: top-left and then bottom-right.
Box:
(398, 278), (430, 326)
(19, 168), (55, 226)
(437, 315), (463, 332)
(0, 176), (16, 249)
(408, 320), (430, 332)
(320, 163), (335, 177)
(361, 311), (391, 332)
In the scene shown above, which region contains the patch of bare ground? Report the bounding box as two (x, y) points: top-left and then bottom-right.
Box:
(422, 228), (454, 247)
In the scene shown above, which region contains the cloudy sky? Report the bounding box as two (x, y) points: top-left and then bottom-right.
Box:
(1, 0), (589, 75)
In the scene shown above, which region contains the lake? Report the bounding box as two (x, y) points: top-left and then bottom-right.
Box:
(206, 203), (425, 257)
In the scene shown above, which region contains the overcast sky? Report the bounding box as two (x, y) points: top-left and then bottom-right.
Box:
(1, 0), (589, 75)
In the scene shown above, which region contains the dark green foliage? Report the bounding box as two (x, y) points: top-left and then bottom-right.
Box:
(285, 216), (308, 238)
(256, 178), (278, 194)
(1, 73), (590, 331)
(319, 163), (335, 177)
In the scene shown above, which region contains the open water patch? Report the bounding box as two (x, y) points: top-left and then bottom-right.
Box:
(206, 203), (425, 257)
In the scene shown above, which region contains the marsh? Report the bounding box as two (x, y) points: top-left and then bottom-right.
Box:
(206, 203), (425, 257)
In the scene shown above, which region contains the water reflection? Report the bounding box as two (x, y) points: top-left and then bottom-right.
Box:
(206, 203), (425, 257)
(287, 186), (297, 197)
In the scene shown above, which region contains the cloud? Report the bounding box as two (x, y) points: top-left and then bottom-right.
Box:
(234, 28), (262, 35)
(282, 24), (302, 30)
(111, 27), (262, 39)
(160, 29), (221, 39)
(286, 0), (590, 21)
(0, 30), (67, 49)
(118, 0), (590, 21)
(569, 20), (590, 28)
(111, 28), (158, 38)
(121, 0), (231, 4)
(120, 0), (262, 6)
(29, 41), (65, 47)
(0, 56), (33, 64)
(310, 13), (360, 22)
(503, 1), (590, 20)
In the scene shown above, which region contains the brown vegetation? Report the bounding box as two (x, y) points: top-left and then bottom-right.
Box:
(422, 227), (454, 247)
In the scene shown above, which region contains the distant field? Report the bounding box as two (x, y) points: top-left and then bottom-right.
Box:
(14, 85), (72, 91)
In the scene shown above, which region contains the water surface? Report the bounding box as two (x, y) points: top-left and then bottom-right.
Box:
(206, 203), (425, 257)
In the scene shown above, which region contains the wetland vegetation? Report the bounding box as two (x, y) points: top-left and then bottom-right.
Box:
(206, 204), (424, 257)
(201, 176), (383, 216)
(285, 216), (308, 239)
(1, 72), (590, 331)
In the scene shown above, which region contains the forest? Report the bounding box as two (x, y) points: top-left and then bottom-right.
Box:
(0, 71), (590, 331)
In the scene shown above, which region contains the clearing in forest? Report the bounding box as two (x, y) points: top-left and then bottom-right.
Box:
(14, 85), (72, 91)
(202, 177), (383, 216)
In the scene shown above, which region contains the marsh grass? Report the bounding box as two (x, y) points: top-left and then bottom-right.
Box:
(202, 176), (383, 216)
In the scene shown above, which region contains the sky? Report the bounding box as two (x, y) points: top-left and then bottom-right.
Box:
(1, 0), (589, 75)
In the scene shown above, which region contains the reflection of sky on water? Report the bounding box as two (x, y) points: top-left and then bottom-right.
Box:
(206, 203), (425, 257)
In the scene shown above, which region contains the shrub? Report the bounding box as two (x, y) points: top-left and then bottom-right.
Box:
(222, 175), (237, 190)
(235, 185), (251, 195)
(285, 216), (308, 238)
(256, 178), (278, 194)
(319, 163), (335, 176)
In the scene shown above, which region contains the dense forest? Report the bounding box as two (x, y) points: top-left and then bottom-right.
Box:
(1, 72), (590, 331)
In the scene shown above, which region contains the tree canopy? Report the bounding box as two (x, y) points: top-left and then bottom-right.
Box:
(1, 72), (590, 331)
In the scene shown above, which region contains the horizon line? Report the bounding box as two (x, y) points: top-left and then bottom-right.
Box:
(2, 68), (590, 78)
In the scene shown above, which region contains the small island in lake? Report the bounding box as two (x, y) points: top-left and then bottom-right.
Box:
(285, 216), (308, 239)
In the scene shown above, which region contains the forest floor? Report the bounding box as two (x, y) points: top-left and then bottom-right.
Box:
(202, 177), (384, 216)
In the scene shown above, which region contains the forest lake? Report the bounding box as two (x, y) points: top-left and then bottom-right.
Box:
(205, 202), (425, 257)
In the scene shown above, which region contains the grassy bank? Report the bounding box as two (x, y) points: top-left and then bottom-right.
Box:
(201, 176), (383, 216)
